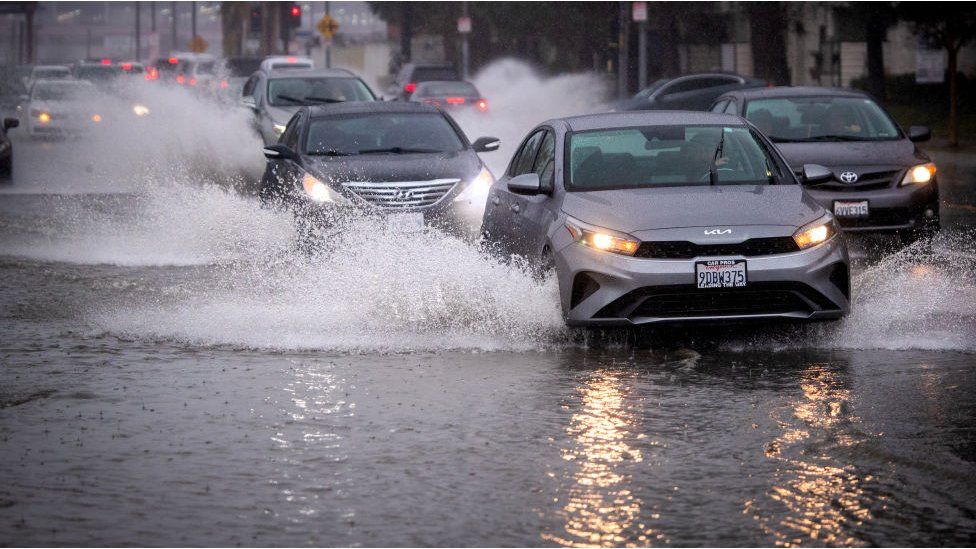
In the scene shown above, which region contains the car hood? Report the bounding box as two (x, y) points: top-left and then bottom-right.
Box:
(562, 184), (825, 233)
(304, 150), (481, 184)
(774, 138), (928, 169)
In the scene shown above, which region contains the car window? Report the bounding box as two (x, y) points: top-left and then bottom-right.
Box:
(415, 82), (478, 97)
(242, 75), (257, 96)
(567, 125), (785, 190)
(511, 130), (545, 176)
(744, 96), (901, 142)
(724, 99), (739, 114)
(32, 81), (95, 101)
(304, 112), (464, 155)
(412, 67), (458, 82)
(281, 113), (302, 147)
(533, 131), (556, 190)
(710, 99), (729, 113)
(267, 77), (374, 106)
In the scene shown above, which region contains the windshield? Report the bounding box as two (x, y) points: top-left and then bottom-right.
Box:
(267, 77), (375, 106)
(305, 113), (465, 156)
(568, 125), (785, 190)
(32, 81), (95, 101)
(744, 96), (901, 142)
(416, 82), (478, 97)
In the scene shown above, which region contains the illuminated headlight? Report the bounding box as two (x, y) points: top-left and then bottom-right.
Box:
(273, 123), (287, 135)
(900, 162), (936, 186)
(793, 217), (837, 250)
(35, 111), (51, 123)
(454, 167), (494, 203)
(91, 114), (102, 123)
(565, 217), (639, 256)
(132, 104), (150, 116)
(301, 172), (347, 204)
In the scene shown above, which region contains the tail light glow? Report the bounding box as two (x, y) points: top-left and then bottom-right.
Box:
(404, 82), (417, 93)
(176, 74), (186, 84)
(287, 56), (297, 63)
(189, 78), (197, 86)
(445, 97), (466, 104)
(100, 58), (111, 65)
(476, 99), (488, 112)
(220, 80), (229, 89)
(168, 57), (178, 65)
(121, 63), (132, 71)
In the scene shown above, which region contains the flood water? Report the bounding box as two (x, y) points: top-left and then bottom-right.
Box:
(2, 61), (976, 546)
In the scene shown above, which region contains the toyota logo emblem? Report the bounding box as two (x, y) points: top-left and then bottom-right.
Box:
(839, 171), (859, 183)
(393, 188), (414, 201)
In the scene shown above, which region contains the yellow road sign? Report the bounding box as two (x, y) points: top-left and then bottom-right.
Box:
(317, 15), (339, 39)
(189, 35), (208, 53)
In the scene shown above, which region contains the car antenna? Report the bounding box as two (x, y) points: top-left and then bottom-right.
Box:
(709, 129), (726, 186)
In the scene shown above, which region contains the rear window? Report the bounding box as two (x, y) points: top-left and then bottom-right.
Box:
(34, 67), (70, 79)
(416, 82), (478, 97)
(271, 62), (313, 70)
(74, 66), (121, 81)
(567, 125), (784, 190)
(305, 113), (464, 156)
(412, 67), (458, 82)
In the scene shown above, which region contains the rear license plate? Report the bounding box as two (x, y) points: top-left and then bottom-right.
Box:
(696, 260), (747, 289)
(833, 200), (869, 218)
(387, 212), (425, 233)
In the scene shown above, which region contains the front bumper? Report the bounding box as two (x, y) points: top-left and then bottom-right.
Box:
(804, 180), (939, 232)
(555, 234), (850, 326)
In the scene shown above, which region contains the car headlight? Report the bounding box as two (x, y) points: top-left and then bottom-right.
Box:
(793, 217), (838, 250)
(35, 110), (51, 123)
(565, 217), (639, 256)
(900, 162), (936, 186)
(133, 104), (150, 116)
(273, 123), (286, 135)
(454, 167), (494, 203)
(300, 172), (348, 204)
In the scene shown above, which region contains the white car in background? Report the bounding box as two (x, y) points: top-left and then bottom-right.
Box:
(22, 65), (72, 91)
(26, 79), (102, 138)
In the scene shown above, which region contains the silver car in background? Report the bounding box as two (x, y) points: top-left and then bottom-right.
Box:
(481, 111), (851, 326)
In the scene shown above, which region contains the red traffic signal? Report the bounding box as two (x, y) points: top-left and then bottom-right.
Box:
(290, 4), (300, 17)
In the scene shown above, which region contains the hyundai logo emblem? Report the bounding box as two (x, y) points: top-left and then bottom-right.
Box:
(839, 171), (859, 183)
(393, 188), (415, 201)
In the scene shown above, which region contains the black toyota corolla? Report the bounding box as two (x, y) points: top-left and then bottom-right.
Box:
(259, 102), (499, 242)
(712, 87), (939, 244)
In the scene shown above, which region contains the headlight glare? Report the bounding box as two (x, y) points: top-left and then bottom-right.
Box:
(273, 123), (286, 135)
(900, 162), (936, 186)
(566, 218), (639, 256)
(793, 218), (837, 249)
(37, 111), (51, 123)
(454, 166), (494, 203)
(301, 172), (345, 204)
(133, 104), (150, 116)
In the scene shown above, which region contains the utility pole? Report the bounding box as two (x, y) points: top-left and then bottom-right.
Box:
(151, 1), (156, 33)
(190, 1), (197, 47)
(325, 1), (331, 68)
(634, 2), (648, 91)
(25, 2), (35, 63)
(617, 1), (629, 100)
(460, 1), (470, 80)
(171, 1), (177, 53)
(135, 2), (142, 60)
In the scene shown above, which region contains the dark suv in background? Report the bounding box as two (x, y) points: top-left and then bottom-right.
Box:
(389, 63), (460, 101)
(616, 73), (767, 112)
(712, 86), (939, 243)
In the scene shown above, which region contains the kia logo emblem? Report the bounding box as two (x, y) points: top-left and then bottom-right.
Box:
(839, 171), (859, 183)
(704, 228), (732, 235)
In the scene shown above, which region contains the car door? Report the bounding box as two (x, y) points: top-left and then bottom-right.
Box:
(260, 112), (304, 201)
(484, 129), (544, 256)
(510, 129), (557, 259)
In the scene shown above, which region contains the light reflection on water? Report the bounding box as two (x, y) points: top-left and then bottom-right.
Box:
(543, 369), (661, 547)
(749, 364), (878, 547)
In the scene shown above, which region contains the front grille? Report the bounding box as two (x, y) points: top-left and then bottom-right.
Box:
(803, 169), (901, 192)
(594, 282), (839, 320)
(342, 178), (459, 209)
(633, 237), (799, 259)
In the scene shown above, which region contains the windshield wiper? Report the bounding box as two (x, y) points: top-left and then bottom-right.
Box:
(796, 134), (866, 142)
(709, 129), (726, 186)
(275, 94), (344, 105)
(304, 96), (344, 103)
(307, 149), (352, 156)
(357, 147), (443, 155)
(275, 94), (307, 104)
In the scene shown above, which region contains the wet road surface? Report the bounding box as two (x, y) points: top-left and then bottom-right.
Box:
(2, 119), (976, 546)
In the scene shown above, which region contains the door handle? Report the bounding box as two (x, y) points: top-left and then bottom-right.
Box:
(511, 203), (520, 214)
(491, 195), (500, 206)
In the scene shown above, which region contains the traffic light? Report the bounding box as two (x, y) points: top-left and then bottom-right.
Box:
(290, 5), (300, 18)
(285, 3), (301, 29)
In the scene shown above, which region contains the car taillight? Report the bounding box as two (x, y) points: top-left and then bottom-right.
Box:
(168, 57), (178, 64)
(445, 97), (466, 104)
(121, 63), (132, 71)
(176, 74), (186, 84)
(189, 78), (197, 86)
(220, 80), (228, 89)
(101, 58), (111, 65)
(404, 82), (416, 93)
(476, 99), (488, 112)
(287, 56), (297, 63)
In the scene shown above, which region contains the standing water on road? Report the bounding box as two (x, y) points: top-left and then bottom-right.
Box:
(2, 60), (976, 546)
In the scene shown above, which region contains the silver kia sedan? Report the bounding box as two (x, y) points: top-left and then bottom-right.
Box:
(480, 111), (851, 326)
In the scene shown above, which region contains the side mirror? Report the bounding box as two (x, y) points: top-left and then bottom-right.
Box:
(240, 96), (257, 111)
(508, 172), (541, 194)
(3, 118), (19, 131)
(908, 126), (931, 142)
(802, 164), (832, 184)
(472, 136), (500, 153)
(263, 144), (299, 161)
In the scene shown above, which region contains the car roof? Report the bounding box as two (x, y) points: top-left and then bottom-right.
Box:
(306, 101), (441, 117)
(266, 69), (359, 79)
(416, 80), (475, 87)
(554, 111), (746, 132)
(719, 86), (869, 101)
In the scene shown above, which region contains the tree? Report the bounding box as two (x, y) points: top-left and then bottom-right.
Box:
(900, 3), (976, 146)
(745, 2), (790, 85)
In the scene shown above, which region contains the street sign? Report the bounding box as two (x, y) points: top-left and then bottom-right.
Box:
(632, 1), (648, 22)
(189, 35), (208, 53)
(457, 16), (472, 34)
(317, 15), (339, 39)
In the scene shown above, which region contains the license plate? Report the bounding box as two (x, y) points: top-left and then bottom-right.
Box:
(833, 200), (869, 218)
(386, 212), (425, 233)
(696, 260), (747, 289)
